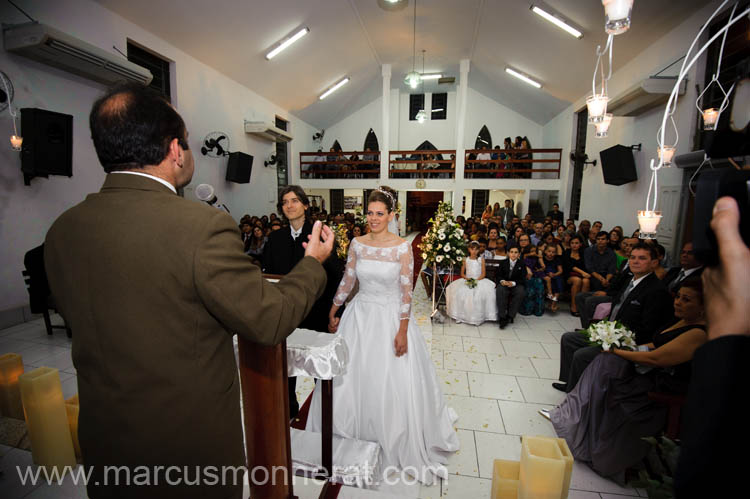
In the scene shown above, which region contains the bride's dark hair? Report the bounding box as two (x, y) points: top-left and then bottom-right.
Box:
(368, 186), (396, 213)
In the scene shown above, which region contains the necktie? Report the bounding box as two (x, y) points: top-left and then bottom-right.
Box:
(670, 269), (686, 292)
(610, 279), (635, 320)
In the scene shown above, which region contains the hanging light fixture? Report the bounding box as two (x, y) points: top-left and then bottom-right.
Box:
(657, 146), (676, 166)
(594, 113), (613, 137)
(638, 0), (748, 238)
(0, 72), (22, 151)
(587, 34), (613, 124)
(415, 49), (427, 124)
(602, 0), (634, 35)
(404, 0), (421, 89)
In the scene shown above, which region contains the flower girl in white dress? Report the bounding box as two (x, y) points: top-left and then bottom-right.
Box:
(446, 241), (498, 325)
(306, 187), (458, 485)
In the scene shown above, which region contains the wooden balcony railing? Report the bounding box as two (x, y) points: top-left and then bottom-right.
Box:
(388, 150), (456, 179)
(464, 148), (562, 179)
(300, 150), (380, 179)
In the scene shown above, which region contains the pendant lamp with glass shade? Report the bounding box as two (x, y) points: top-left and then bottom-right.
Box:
(414, 49), (427, 124)
(404, 0), (421, 89)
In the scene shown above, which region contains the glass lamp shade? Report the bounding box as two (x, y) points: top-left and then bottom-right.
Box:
(602, 0), (634, 35)
(10, 135), (22, 151)
(701, 108), (719, 130)
(658, 146), (676, 166)
(415, 109), (427, 124)
(587, 94), (609, 123)
(637, 210), (662, 239)
(594, 114), (613, 138)
(404, 71), (421, 89)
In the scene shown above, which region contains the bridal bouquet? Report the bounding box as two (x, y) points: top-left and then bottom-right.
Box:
(334, 224), (350, 260)
(465, 278), (477, 289)
(582, 320), (637, 351)
(418, 202), (467, 267)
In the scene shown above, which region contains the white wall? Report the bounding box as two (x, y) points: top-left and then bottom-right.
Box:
(397, 92), (457, 150)
(0, 0), (317, 313)
(543, 0), (722, 239)
(464, 88), (543, 153)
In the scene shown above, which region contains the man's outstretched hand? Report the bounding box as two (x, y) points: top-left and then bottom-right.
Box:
(303, 221), (335, 264)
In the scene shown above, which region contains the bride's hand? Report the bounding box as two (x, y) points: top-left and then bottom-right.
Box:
(394, 331), (408, 357)
(328, 317), (340, 333)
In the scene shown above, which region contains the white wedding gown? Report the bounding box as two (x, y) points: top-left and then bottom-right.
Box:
(306, 238), (459, 485)
(446, 257), (498, 325)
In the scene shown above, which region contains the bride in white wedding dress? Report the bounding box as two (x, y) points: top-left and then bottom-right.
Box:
(306, 187), (459, 485)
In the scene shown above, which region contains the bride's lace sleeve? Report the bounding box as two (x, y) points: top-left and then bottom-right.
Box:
(398, 242), (414, 320)
(333, 240), (358, 306)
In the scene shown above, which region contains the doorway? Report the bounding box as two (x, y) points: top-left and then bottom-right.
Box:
(406, 191), (444, 232)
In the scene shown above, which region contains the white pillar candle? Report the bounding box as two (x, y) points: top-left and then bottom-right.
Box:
(19, 367), (77, 472)
(0, 353), (25, 419)
(702, 108), (719, 130)
(519, 436), (566, 499)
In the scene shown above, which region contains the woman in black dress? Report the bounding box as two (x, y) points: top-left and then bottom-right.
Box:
(562, 234), (590, 316)
(548, 278), (707, 481)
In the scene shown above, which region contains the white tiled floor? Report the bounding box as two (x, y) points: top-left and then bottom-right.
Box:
(0, 269), (643, 498)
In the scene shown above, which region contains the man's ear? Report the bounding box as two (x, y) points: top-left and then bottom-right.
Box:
(168, 138), (182, 165)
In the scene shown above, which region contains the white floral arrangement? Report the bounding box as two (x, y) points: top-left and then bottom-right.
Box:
(418, 201), (468, 267)
(581, 320), (637, 352)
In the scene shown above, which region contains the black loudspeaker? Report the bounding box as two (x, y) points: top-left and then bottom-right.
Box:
(225, 151), (253, 183)
(599, 144), (637, 185)
(20, 108), (73, 185)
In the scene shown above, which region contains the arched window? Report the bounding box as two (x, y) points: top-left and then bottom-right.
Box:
(363, 129), (379, 151)
(414, 140), (443, 161)
(331, 140), (342, 152)
(475, 125), (492, 149)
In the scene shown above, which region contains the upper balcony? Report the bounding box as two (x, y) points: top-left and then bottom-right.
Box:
(464, 148), (562, 179)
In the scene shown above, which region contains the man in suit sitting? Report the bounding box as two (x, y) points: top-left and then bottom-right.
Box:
(495, 246), (528, 329)
(552, 243), (674, 393)
(663, 242), (704, 294)
(44, 83), (334, 499)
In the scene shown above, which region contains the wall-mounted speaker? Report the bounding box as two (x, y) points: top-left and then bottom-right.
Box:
(599, 145), (637, 185)
(225, 151), (253, 183)
(20, 108), (73, 185)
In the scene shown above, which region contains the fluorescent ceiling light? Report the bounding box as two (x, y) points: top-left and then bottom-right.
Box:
(505, 67), (542, 89)
(420, 73), (443, 80)
(265, 27), (310, 60)
(530, 5), (583, 39)
(432, 108), (444, 112)
(319, 77), (350, 100)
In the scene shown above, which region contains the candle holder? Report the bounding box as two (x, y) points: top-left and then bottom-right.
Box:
(701, 108), (719, 130)
(637, 210), (662, 239)
(594, 114), (613, 138)
(587, 94), (609, 123)
(602, 0), (634, 35)
(0, 353), (25, 419)
(10, 135), (23, 151)
(658, 146), (676, 166)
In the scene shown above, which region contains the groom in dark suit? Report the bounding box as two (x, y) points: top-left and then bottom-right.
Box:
(44, 83), (333, 499)
(263, 185), (345, 418)
(495, 246), (527, 329)
(553, 243), (674, 393)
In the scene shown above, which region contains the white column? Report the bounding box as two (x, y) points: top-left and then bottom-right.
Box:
(380, 64), (392, 183)
(452, 59), (470, 210)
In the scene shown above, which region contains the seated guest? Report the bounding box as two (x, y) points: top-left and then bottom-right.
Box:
(577, 219), (592, 248)
(540, 245), (564, 312)
(560, 229), (573, 251)
(542, 232), (563, 256)
(495, 246), (528, 328)
(653, 244), (668, 280)
(520, 243), (546, 317)
(663, 242), (704, 294)
(446, 241), (498, 325)
(509, 226), (524, 247)
(548, 278), (706, 480)
(614, 236), (633, 269)
(487, 225), (501, 253)
(575, 242), (634, 329)
(478, 237), (489, 258)
(491, 236), (508, 260)
(608, 229), (623, 251)
(530, 222), (544, 246)
(563, 235), (590, 317)
(584, 231), (617, 291)
(553, 243), (674, 393)
(245, 226), (267, 258)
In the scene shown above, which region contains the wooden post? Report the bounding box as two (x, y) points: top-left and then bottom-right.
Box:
(238, 338), (296, 499)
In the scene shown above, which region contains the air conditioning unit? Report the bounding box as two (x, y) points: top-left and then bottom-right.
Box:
(4, 23), (153, 86)
(607, 77), (687, 117)
(244, 121), (293, 143)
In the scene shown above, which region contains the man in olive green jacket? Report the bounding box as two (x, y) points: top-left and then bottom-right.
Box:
(44, 83), (333, 498)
